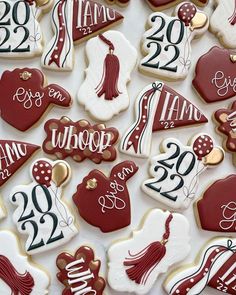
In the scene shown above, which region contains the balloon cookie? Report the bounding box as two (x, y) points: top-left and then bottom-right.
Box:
(0, 139), (39, 187)
(56, 246), (106, 294)
(196, 175), (236, 233)
(0, 0), (52, 58)
(214, 101), (236, 166)
(146, 0), (208, 11)
(42, 0), (123, 71)
(10, 158), (78, 255)
(142, 134), (224, 210)
(108, 209), (190, 294)
(210, 0), (236, 48)
(43, 116), (119, 163)
(140, 2), (209, 81)
(193, 47), (236, 103)
(73, 161), (138, 233)
(120, 81), (208, 158)
(77, 31), (137, 121)
(164, 238), (236, 295)
(0, 68), (72, 131)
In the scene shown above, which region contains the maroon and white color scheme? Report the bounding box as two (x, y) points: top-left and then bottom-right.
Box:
(146, 0), (208, 11)
(0, 68), (71, 131)
(165, 238), (236, 295)
(120, 82), (208, 158)
(106, 0), (130, 6)
(73, 161), (138, 233)
(193, 47), (236, 103)
(0, 140), (39, 187)
(196, 175), (236, 233)
(41, 0), (123, 71)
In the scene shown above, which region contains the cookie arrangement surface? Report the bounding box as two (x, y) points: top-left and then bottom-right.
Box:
(0, 1), (235, 295)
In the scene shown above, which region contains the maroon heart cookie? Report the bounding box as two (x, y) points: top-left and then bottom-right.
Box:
(73, 161), (138, 233)
(193, 46), (236, 103)
(0, 68), (71, 131)
(146, 0), (208, 10)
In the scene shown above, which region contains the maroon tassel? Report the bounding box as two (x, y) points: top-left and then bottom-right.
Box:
(229, 0), (236, 25)
(95, 34), (121, 100)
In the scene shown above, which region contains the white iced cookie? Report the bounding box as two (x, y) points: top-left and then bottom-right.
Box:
(164, 238), (236, 295)
(108, 209), (190, 294)
(0, 230), (49, 294)
(0, 200), (6, 221)
(142, 134), (224, 210)
(0, 0), (52, 58)
(77, 30), (137, 121)
(140, 2), (209, 81)
(210, 0), (236, 48)
(10, 158), (78, 255)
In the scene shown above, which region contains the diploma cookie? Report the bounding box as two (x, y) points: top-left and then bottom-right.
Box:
(0, 68), (72, 131)
(142, 134), (225, 210)
(73, 161), (138, 233)
(210, 0), (236, 49)
(214, 101), (236, 166)
(193, 47), (236, 103)
(196, 175), (236, 233)
(120, 81), (208, 158)
(0, 140), (39, 187)
(164, 237), (236, 295)
(10, 158), (78, 255)
(43, 116), (119, 163)
(108, 209), (190, 294)
(0, 0), (52, 58)
(0, 230), (49, 294)
(146, 0), (208, 11)
(140, 2), (209, 81)
(77, 30), (137, 121)
(41, 0), (123, 71)
(56, 246), (106, 294)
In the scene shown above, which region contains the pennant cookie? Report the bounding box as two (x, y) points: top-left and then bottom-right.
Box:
(0, 140), (39, 187)
(108, 209), (190, 294)
(146, 0), (208, 11)
(142, 134), (224, 210)
(10, 158), (78, 254)
(120, 81), (208, 158)
(140, 2), (209, 80)
(42, 0), (123, 71)
(43, 116), (119, 163)
(0, 68), (71, 131)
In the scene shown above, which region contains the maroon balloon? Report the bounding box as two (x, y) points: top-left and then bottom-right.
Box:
(193, 135), (214, 160)
(32, 160), (52, 187)
(178, 3), (197, 27)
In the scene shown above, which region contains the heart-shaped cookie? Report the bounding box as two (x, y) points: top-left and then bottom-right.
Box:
(73, 161), (138, 232)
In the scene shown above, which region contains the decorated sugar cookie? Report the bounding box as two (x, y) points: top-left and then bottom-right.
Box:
(196, 175), (236, 232)
(0, 230), (49, 294)
(0, 0), (52, 58)
(77, 31), (137, 121)
(73, 161), (138, 232)
(146, 0), (208, 11)
(142, 134), (224, 210)
(56, 246), (106, 294)
(140, 2), (209, 81)
(120, 81), (208, 158)
(43, 116), (119, 163)
(210, 0), (236, 49)
(214, 101), (236, 166)
(0, 200), (6, 221)
(42, 0), (123, 71)
(10, 158), (78, 255)
(106, 0), (130, 6)
(108, 209), (190, 294)
(193, 47), (236, 103)
(0, 68), (71, 131)
(164, 238), (236, 295)
(0, 140), (39, 187)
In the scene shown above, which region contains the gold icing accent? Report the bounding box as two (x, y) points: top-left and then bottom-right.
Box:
(230, 54), (236, 63)
(20, 71), (32, 81)
(86, 178), (97, 190)
(203, 147), (224, 166)
(52, 162), (70, 187)
(190, 12), (208, 31)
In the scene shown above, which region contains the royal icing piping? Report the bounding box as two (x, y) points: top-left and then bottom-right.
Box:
(120, 81), (208, 158)
(146, 0), (208, 11)
(10, 158), (78, 255)
(108, 209), (190, 294)
(77, 30), (137, 121)
(142, 134), (224, 210)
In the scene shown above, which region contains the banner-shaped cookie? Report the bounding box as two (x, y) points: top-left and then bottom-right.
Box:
(120, 82), (208, 158)
(43, 117), (119, 163)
